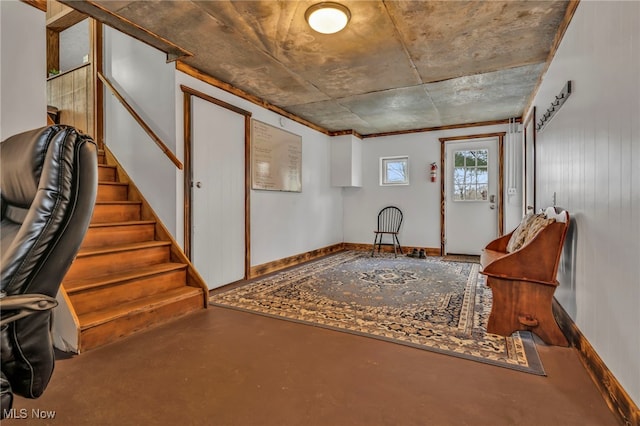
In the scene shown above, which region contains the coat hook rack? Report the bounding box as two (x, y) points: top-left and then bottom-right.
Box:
(536, 81), (572, 132)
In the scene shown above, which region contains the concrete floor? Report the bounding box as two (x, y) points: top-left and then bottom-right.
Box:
(6, 306), (619, 425)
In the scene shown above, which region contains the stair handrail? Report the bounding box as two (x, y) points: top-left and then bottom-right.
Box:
(97, 71), (183, 170)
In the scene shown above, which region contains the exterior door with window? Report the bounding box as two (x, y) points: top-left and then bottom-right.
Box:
(444, 138), (500, 255)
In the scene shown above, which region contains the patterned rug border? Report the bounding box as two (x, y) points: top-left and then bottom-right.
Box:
(210, 252), (545, 376)
(442, 254), (481, 263)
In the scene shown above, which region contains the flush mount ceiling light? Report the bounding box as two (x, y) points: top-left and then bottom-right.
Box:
(305, 2), (351, 34)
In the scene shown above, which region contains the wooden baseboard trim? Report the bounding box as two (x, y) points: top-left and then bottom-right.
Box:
(248, 243), (441, 279)
(343, 243), (440, 257)
(424, 247), (442, 256)
(249, 243), (444, 279)
(554, 299), (639, 426)
(249, 243), (345, 278)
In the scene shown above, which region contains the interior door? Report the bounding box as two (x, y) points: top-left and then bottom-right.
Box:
(192, 97), (245, 289)
(444, 137), (500, 255)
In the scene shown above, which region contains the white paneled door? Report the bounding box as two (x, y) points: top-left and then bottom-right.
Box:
(444, 138), (500, 255)
(192, 98), (245, 289)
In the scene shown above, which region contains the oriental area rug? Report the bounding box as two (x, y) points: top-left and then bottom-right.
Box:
(210, 251), (545, 375)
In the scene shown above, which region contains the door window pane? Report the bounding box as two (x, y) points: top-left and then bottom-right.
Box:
(453, 149), (489, 201)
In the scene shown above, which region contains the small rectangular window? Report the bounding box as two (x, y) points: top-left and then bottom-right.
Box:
(380, 156), (409, 186)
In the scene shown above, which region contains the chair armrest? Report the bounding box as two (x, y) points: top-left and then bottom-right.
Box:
(0, 294), (58, 326)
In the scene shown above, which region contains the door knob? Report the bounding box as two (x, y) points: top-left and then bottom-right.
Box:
(195, 181), (202, 188)
(489, 204), (496, 210)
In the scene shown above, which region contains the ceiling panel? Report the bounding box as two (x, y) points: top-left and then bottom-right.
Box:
(72, 0), (570, 135)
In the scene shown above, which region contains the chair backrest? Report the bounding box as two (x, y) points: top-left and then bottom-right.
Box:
(1, 126), (97, 406)
(377, 206), (403, 233)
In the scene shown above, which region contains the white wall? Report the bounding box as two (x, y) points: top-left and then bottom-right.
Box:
(103, 26), (343, 268)
(504, 124), (524, 232)
(529, 1), (639, 406)
(0, 0), (46, 140)
(174, 72), (344, 267)
(103, 27), (177, 234)
(59, 19), (89, 73)
(331, 134), (362, 187)
(251, 127), (343, 265)
(343, 124), (511, 249)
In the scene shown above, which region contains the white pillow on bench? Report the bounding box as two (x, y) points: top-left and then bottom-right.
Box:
(544, 207), (568, 223)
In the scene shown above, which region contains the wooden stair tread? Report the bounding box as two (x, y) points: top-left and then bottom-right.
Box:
(64, 262), (187, 293)
(95, 200), (141, 205)
(98, 181), (128, 186)
(79, 287), (203, 330)
(77, 240), (170, 257)
(65, 146), (208, 352)
(88, 220), (155, 229)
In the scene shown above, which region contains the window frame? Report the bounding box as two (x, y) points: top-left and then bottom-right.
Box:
(452, 149), (489, 202)
(380, 156), (410, 186)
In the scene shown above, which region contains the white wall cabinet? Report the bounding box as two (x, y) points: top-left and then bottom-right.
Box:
(331, 134), (362, 187)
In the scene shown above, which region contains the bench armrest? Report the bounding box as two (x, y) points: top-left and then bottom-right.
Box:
(484, 231), (514, 252)
(481, 221), (568, 285)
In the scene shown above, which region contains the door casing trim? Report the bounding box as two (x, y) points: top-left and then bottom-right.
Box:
(181, 85), (252, 280)
(439, 132), (506, 255)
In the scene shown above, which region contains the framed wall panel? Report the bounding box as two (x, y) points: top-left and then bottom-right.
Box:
(251, 119), (302, 192)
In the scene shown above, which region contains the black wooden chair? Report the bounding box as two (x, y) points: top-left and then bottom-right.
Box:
(371, 206), (403, 257)
(1, 126), (97, 417)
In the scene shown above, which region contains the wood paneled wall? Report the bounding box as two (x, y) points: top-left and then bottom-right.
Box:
(46, 0), (85, 30)
(46, 0), (66, 20)
(47, 63), (93, 136)
(45, 0), (94, 136)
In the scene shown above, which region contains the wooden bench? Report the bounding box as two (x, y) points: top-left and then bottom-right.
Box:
(480, 208), (570, 346)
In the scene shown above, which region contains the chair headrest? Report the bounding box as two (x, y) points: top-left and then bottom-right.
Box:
(1, 126), (61, 208)
(1, 125), (96, 296)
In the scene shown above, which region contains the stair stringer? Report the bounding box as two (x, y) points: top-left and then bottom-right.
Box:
(54, 146), (209, 354)
(52, 287), (81, 353)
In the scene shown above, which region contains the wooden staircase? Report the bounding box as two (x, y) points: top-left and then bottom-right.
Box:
(61, 148), (207, 353)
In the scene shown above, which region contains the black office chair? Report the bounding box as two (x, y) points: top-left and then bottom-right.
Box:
(371, 206), (403, 257)
(1, 125), (97, 417)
